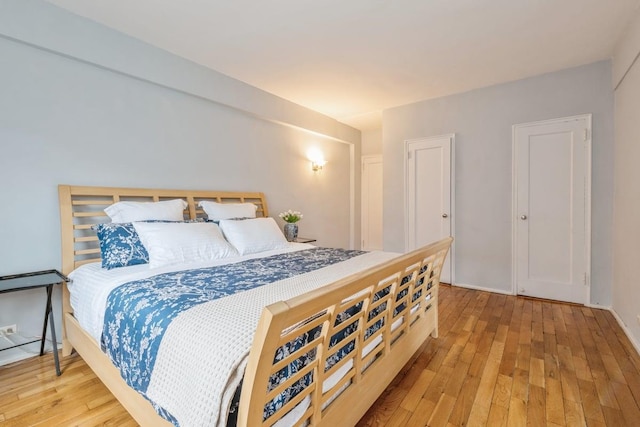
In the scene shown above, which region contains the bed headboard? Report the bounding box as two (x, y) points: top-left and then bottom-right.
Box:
(58, 185), (268, 276)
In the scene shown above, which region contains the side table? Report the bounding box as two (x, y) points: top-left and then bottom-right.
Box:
(0, 269), (67, 375)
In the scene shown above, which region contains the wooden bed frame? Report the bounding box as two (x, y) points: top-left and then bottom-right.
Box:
(58, 184), (452, 427)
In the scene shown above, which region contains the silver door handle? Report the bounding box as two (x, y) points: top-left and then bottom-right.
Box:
(521, 215), (527, 220)
(442, 213), (448, 218)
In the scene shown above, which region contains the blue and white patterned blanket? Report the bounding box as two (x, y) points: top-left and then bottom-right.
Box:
(101, 248), (367, 425)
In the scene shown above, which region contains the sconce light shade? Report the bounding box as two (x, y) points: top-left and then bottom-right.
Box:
(308, 148), (326, 173)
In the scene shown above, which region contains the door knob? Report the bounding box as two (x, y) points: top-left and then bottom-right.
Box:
(442, 213), (448, 218)
(520, 215), (527, 220)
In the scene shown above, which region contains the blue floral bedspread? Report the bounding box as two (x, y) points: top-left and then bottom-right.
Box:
(101, 248), (365, 409)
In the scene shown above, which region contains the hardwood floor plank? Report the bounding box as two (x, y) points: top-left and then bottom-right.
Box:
(427, 393), (457, 427)
(585, 418), (607, 427)
(443, 362), (470, 398)
(511, 368), (529, 402)
(573, 354), (593, 382)
(545, 377), (566, 426)
(592, 370), (620, 409)
(422, 365), (454, 406)
(399, 368), (435, 411)
(563, 399), (585, 427)
(485, 404), (508, 427)
(601, 405), (626, 426)
(384, 407), (412, 427)
(466, 340), (505, 426)
(577, 378), (607, 424)
(611, 380), (640, 426)
(491, 373), (512, 409)
(2, 287), (640, 427)
(559, 368), (581, 404)
(404, 397), (436, 426)
(601, 353), (627, 385)
(622, 367), (640, 411)
(526, 384), (546, 427)
(506, 395), (527, 427)
(498, 329), (518, 377)
(529, 357), (545, 388)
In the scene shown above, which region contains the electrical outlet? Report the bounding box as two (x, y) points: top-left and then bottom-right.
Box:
(0, 324), (17, 335)
(637, 315), (640, 325)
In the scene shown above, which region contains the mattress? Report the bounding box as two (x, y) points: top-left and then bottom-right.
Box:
(68, 243), (315, 342)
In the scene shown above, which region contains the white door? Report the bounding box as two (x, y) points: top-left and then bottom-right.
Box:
(362, 155), (383, 250)
(406, 135), (454, 284)
(513, 115), (591, 304)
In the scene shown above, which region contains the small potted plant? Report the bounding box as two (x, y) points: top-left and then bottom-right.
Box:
(279, 210), (303, 242)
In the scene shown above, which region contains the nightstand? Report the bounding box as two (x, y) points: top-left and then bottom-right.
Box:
(0, 269), (67, 375)
(294, 237), (317, 243)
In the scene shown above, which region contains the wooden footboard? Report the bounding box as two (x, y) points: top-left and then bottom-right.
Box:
(239, 237), (451, 426)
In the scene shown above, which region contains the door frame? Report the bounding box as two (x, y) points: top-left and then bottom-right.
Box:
(511, 114), (592, 302)
(361, 154), (383, 250)
(404, 133), (455, 285)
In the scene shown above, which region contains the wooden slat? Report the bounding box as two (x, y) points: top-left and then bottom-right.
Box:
(74, 248), (100, 256)
(73, 224), (99, 230)
(71, 200), (113, 206)
(74, 236), (98, 243)
(73, 212), (108, 218)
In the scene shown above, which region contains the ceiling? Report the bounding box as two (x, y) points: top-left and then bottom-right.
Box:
(45, 0), (640, 131)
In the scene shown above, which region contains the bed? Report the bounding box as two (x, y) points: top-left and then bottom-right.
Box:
(58, 185), (452, 427)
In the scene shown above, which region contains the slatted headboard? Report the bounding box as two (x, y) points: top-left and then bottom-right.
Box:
(58, 185), (268, 275)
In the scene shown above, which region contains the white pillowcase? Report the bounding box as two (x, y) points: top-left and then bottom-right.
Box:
(218, 217), (289, 255)
(105, 199), (187, 223)
(132, 221), (238, 268)
(198, 200), (257, 221)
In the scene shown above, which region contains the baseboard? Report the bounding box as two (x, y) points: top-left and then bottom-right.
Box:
(585, 302), (611, 310)
(609, 308), (640, 357)
(452, 282), (514, 295)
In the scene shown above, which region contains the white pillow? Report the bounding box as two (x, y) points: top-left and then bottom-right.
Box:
(218, 217), (288, 255)
(105, 199), (187, 223)
(199, 200), (257, 221)
(132, 221), (238, 268)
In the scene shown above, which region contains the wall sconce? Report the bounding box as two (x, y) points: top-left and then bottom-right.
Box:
(311, 159), (326, 172)
(307, 148), (326, 173)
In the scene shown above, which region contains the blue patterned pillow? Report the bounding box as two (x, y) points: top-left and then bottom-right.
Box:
(94, 223), (149, 269)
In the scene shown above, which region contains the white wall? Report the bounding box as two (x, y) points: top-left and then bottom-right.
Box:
(612, 10), (640, 350)
(383, 61), (614, 303)
(361, 129), (383, 155)
(0, 1), (360, 365)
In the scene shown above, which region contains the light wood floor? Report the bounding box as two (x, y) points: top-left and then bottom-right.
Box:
(1, 285), (640, 426)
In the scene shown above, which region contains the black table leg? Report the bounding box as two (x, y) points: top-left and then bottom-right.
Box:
(49, 301), (61, 376)
(40, 284), (61, 376)
(40, 285), (52, 356)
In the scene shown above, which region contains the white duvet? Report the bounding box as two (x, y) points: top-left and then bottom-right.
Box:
(68, 243), (399, 427)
